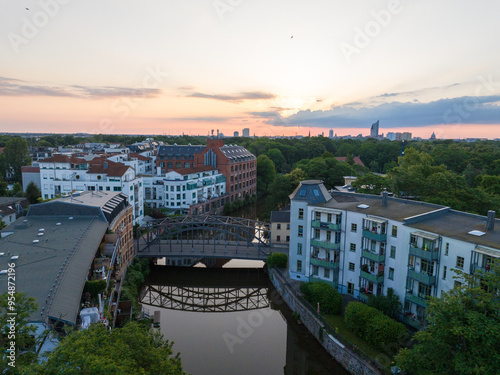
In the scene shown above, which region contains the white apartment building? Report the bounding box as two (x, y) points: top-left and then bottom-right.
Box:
(143, 166), (226, 212)
(289, 180), (500, 330)
(37, 155), (144, 224)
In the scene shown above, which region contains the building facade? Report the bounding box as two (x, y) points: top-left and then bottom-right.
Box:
(288, 180), (500, 330)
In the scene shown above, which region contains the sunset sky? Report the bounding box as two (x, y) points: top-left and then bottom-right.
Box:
(1, 0), (500, 139)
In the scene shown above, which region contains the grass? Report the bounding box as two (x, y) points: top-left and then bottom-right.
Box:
(324, 314), (388, 362)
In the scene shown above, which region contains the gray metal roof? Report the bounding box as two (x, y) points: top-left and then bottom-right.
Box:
(0, 216), (108, 325)
(219, 145), (255, 160)
(270, 210), (290, 223)
(289, 180), (332, 204)
(157, 145), (205, 159)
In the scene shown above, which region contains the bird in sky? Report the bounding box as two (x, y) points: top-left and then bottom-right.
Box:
(291, 36), (294, 39)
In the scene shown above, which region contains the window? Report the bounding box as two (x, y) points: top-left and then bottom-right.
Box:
(418, 283), (431, 298)
(326, 231), (331, 242)
(184, 162), (190, 168)
(314, 229), (320, 239)
(324, 268), (330, 278)
(445, 242), (449, 256)
(421, 259), (434, 275)
(327, 213), (332, 222)
(315, 212), (321, 221)
(348, 262), (355, 271)
(297, 260), (302, 272)
(389, 267), (394, 280)
(297, 243), (302, 255)
(287, 224), (290, 230)
(350, 243), (356, 252)
(176, 162), (181, 168)
(298, 225), (303, 237)
(351, 223), (357, 232)
(276, 235), (281, 242)
(392, 225), (398, 237)
(442, 266), (447, 280)
(456, 256), (464, 269)
(312, 266), (319, 276)
(286, 236), (290, 242)
(298, 208), (304, 219)
(390, 246), (396, 259)
(277, 224), (281, 230)
(347, 282), (354, 295)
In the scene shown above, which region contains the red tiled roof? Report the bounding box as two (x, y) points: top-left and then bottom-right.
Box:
(130, 153), (152, 161)
(40, 154), (87, 164)
(22, 166), (40, 173)
(87, 159), (130, 177)
(335, 156), (365, 167)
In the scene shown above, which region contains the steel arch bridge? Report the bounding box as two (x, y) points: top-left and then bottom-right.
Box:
(135, 215), (273, 260)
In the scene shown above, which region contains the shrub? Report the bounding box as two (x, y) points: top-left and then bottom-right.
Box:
(300, 281), (342, 315)
(267, 253), (288, 268)
(345, 302), (407, 351)
(84, 279), (107, 299)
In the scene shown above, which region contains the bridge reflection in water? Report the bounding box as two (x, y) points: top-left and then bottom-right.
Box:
(140, 265), (270, 313)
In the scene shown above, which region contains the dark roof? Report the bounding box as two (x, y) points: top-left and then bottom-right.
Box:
(289, 180), (332, 204)
(270, 210), (290, 223)
(22, 166), (40, 173)
(0, 205), (17, 216)
(219, 145), (254, 160)
(157, 145), (205, 159)
(0, 197), (29, 206)
(169, 165), (216, 175)
(129, 153), (152, 161)
(335, 156), (365, 167)
(0, 216), (108, 324)
(87, 159), (130, 177)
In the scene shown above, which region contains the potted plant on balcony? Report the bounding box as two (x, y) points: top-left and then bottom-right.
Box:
(361, 264), (369, 273)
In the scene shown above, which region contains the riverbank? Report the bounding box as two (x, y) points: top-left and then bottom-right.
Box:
(268, 267), (385, 375)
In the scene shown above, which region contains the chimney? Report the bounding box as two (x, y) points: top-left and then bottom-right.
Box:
(486, 210), (495, 231)
(382, 191), (388, 206)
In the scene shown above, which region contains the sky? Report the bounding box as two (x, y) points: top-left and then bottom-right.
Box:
(1, 0), (500, 139)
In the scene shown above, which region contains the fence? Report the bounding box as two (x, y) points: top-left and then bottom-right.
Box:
(270, 267), (391, 375)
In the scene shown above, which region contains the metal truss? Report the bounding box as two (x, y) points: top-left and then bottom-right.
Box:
(140, 285), (269, 312)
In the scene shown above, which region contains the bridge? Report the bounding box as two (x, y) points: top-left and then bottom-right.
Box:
(139, 265), (270, 312)
(135, 215), (279, 261)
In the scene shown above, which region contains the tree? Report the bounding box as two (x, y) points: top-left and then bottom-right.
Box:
(266, 148), (286, 173)
(0, 177), (8, 196)
(0, 292), (39, 372)
(351, 172), (387, 195)
(25, 182), (41, 204)
(367, 287), (402, 319)
(12, 182), (23, 197)
(2, 137), (31, 183)
(395, 261), (500, 375)
(256, 155), (276, 197)
(28, 322), (185, 374)
(265, 174), (293, 210)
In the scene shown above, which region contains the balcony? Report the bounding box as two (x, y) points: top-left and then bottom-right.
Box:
(310, 257), (339, 269)
(358, 291), (371, 303)
(360, 270), (384, 284)
(407, 269), (436, 285)
(409, 245), (439, 261)
(471, 263), (494, 275)
(362, 249), (385, 263)
(405, 292), (428, 307)
(311, 220), (341, 231)
(311, 239), (340, 250)
(402, 316), (425, 330)
(362, 229), (387, 242)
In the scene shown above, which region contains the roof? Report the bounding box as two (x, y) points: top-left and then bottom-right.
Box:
(0, 197), (29, 206)
(335, 156), (365, 167)
(87, 159), (130, 177)
(0, 216), (108, 325)
(22, 166), (40, 173)
(129, 153), (152, 161)
(157, 145), (205, 159)
(39, 154), (87, 164)
(170, 165), (217, 175)
(219, 145), (254, 160)
(270, 210), (290, 223)
(0, 205), (17, 217)
(289, 180), (332, 204)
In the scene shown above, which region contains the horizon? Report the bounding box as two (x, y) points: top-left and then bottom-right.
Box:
(1, 1), (500, 139)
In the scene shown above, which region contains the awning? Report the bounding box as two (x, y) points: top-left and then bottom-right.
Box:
(411, 231), (439, 241)
(474, 246), (500, 258)
(365, 216), (387, 224)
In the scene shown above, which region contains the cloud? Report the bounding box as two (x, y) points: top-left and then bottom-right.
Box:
(186, 91), (275, 103)
(268, 95), (500, 128)
(0, 76), (161, 99)
(157, 116), (232, 122)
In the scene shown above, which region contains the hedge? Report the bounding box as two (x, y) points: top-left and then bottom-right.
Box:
(345, 302), (407, 351)
(300, 282), (342, 315)
(266, 253), (288, 268)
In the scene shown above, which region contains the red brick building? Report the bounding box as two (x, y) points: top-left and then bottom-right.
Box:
(156, 138), (256, 204)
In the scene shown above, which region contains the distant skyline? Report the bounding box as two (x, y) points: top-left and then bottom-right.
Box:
(1, 1), (500, 139)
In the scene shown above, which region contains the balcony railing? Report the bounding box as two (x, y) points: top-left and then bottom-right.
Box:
(405, 292), (429, 307)
(407, 268), (436, 285)
(358, 291), (371, 303)
(311, 220), (341, 231)
(310, 257), (340, 269)
(311, 239), (340, 250)
(362, 249), (386, 263)
(362, 229), (387, 242)
(409, 245), (439, 261)
(402, 316), (425, 330)
(471, 263), (494, 275)
(360, 270), (384, 284)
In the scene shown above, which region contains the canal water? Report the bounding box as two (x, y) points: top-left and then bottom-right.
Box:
(140, 200), (348, 374)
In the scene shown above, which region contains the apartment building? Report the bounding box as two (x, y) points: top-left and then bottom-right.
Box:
(37, 155), (144, 224)
(288, 180), (500, 330)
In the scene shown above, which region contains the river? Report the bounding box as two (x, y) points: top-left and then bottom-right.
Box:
(140, 200), (348, 375)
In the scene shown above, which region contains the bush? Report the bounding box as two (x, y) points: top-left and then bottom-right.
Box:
(300, 281), (342, 315)
(267, 253), (288, 268)
(84, 279), (107, 299)
(345, 302), (407, 351)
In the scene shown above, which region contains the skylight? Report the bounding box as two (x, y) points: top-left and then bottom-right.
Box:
(357, 204), (370, 209)
(313, 189), (320, 197)
(299, 190), (307, 197)
(468, 230), (485, 236)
